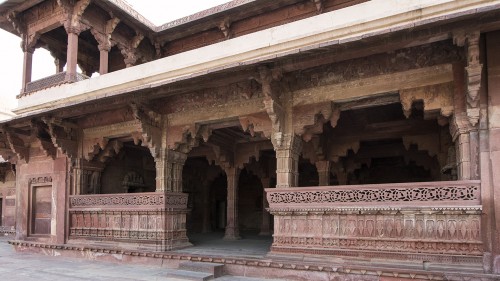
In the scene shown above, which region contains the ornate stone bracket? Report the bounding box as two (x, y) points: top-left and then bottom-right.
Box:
(3, 127), (29, 162)
(293, 102), (339, 142)
(30, 120), (57, 159)
(90, 17), (120, 52)
(166, 124), (200, 153)
(449, 113), (474, 142)
(59, 0), (91, 34)
(453, 30), (482, 126)
(327, 138), (360, 162)
(83, 137), (108, 161)
(42, 117), (78, 159)
(311, 0), (324, 13)
(399, 82), (454, 119)
(119, 31), (144, 67)
(130, 103), (162, 158)
(402, 134), (440, 158)
(239, 112), (273, 138)
(218, 18), (232, 39)
(96, 140), (123, 163)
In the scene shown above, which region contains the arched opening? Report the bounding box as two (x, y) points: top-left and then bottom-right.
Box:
(98, 142), (156, 194)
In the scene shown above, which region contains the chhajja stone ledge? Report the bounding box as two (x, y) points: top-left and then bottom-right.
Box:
(266, 180), (481, 209)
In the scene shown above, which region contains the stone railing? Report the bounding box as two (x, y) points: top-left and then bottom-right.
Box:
(22, 72), (89, 96)
(266, 180), (483, 265)
(68, 192), (190, 250)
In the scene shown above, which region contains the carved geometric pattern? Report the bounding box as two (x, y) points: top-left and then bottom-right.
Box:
(271, 211), (482, 256)
(69, 192), (188, 209)
(268, 184), (479, 205)
(28, 176), (53, 184)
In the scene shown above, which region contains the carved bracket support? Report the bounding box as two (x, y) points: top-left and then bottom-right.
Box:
(42, 117), (78, 159)
(293, 102), (339, 142)
(311, 0), (324, 13)
(118, 32), (144, 67)
(399, 82), (454, 119)
(59, 0), (91, 34)
(453, 30), (482, 126)
(218, 18), (232, 39)
(327, 138), (360, 163)
(239, 112), (273, 138)
(130, 103), (162, 158)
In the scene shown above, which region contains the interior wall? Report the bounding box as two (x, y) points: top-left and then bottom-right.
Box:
(100, 145), (155, 194)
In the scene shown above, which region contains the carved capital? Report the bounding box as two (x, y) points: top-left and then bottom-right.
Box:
(264, 97), (284, 139)
(449, 113), (474, 141)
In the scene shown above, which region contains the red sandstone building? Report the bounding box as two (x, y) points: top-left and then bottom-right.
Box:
(0, 0), (499, 280)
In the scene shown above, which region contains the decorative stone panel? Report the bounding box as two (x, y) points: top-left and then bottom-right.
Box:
(266, 180), (482, 265)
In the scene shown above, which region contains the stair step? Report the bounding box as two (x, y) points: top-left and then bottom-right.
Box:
(178, 262), (225, 278)
(167, 269), (214, 281)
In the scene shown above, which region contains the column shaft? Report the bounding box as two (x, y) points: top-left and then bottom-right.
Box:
(22, 51), (33, 91)
(66, 32), (79, 81)
(99, 49), (109, 75)
(224, 167), (240, 240)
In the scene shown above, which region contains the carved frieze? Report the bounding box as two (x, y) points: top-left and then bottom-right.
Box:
(292, 41), (462, 92)
(28, 176), (53, 184)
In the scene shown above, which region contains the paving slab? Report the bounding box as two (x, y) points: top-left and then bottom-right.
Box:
(0, 236), (285, 281)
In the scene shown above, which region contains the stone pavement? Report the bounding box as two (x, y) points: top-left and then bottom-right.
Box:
(0, 235), (285, 281)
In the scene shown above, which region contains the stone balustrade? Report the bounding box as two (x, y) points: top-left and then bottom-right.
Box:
(68, 192), (190, 250)
(22, 72), (88, 96)
(266, 180), (483, 265)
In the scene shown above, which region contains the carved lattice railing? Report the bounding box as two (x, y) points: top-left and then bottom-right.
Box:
(68, 192), (189, 250)
(266, 180), (483, 265)
(22, 72), (89, 96)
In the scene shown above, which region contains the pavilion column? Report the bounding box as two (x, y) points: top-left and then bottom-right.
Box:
(98, 45), (110, 75)
(155, 149), (187, 192)
(259, 177), (271, 236)
(65, 30), (79, 81)
(54, 58), (65, 73)
(315, 160), (330, 186)
(224, 166), (240, 240)
(274, 134), (302, 188)
(21, 50), (33, 91)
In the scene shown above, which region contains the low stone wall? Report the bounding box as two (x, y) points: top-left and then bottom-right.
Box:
(68, 192), (190, 250)
(266, 180), (483, 265)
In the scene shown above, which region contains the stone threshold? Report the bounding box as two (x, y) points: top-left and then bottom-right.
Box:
(8, 240), (500, 281)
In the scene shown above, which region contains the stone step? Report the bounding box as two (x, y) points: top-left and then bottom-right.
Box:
(178, 262), (225, 278)
(167, 269), (214, 281)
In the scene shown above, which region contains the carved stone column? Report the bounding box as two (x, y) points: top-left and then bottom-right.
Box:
(155, 149), (187, 192)
(224, 167), (241, 240)
(315, 160), (330, 186)
(71, 158), (83, 195)
(98, 45), (109, 75)
(259, 177), (271, 236)
(22, 50), (33, 91)
(65, 29), (79, 81)
(274, 134), (302, 188)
